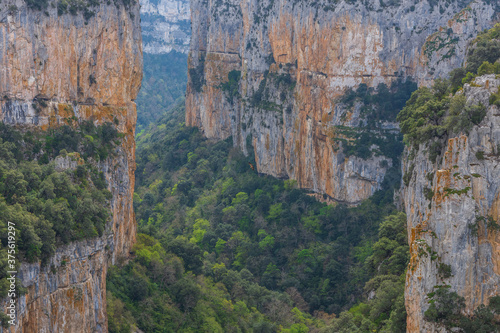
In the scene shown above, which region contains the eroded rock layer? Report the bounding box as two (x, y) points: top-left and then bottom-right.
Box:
(186, 0), (499, 203)
(0, 0), (142, 331)
(401, 75), (500, 332)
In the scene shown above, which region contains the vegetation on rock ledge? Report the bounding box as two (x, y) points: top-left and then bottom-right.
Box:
(396, 25), (500, 162)
(424, 286), (500, 332)
(21, 0), (137, 21)
(0, 120), (122, 328)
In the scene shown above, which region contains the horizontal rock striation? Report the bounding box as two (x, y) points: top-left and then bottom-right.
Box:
(0, 0), (142, 331)
(186, 0), (499, 204)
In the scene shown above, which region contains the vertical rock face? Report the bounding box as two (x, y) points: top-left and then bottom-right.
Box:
(401, 75), (500, 332)
(186, 0), (499, 203)
(140, 0), (190, 54)
(0, 0), (142, 331)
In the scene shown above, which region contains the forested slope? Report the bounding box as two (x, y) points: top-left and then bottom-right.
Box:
(136, 53), (188, 130)
(107, 103), (409, 332)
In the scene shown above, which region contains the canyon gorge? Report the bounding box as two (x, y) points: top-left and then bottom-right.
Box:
(0, 0), (499, 332)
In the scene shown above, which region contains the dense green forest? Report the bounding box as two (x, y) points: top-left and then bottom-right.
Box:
(1, 4), (500, 333)
(136, 52), (188, 131)
(0, 120), (122, 327)
(107, 104), (409, 332)
(107, 24), (500, 333)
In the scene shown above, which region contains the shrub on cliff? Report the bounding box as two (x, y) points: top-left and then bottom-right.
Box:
(25, 0), (49, 11)
(398, 24), (500, 158)
(334, 78), (415, 162)
(397, 81), (448, 147)
(466, 23), (500, 74)
(339, 79), (417, 124)
(424, 286), (500, 332)
(445, 94), (487, 134)
(220, 70), (241, 103)
(189, 55), (206, 93)
(39, 120), (121, 162)
(397, 78), (486, 161)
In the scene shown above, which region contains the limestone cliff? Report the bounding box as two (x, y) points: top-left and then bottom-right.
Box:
(140, 0), (190, 54)
(186, 0), (499, 204)
(0, 0), (142, 331)
(401, 75), (500, 332)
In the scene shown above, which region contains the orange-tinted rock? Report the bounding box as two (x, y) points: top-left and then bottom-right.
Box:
(0, 1), (142, 332)
(186, 0), (499, 204)
(401, 76), (500, 332)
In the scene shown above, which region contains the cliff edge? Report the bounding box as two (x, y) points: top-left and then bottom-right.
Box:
(401, 75), (500, 332)
(186, 0), (499, 204)
(0, 0), (142, 331)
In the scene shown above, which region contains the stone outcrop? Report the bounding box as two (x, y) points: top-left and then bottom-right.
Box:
(140, 0), (190, 54)
(0, 0), (142, 331)
(401, 75), (500, 332)
(186, 0), (499, 204)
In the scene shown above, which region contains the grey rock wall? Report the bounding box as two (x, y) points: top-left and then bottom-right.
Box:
(401, 75), (500, 332)
(140, 0), (190, 54)
(186, 0), (499, 204)
(0, 0), (142, 331)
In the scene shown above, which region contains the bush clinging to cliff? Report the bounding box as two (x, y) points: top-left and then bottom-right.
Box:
(397, 75), (487, 163)
(189, 55), (206, 93)
(398, 24), (500, 155)
(466, 23), (500, 74)
(424, 287), (500, 332)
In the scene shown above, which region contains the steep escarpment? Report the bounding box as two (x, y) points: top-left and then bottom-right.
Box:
(186, 0), (499, 203)
(140, 0), (190, 54)
(0, 0), (142, 331)
(400, 75), (500, 332)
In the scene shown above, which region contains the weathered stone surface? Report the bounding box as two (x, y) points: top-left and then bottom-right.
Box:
(401, 75), (500, 332)
(54, 153), (84, 172)
(0, 0), (142, 331)
(14, 238), (111, 332)
(186, 0), (499, 204)
(140, 0), (190, 54)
